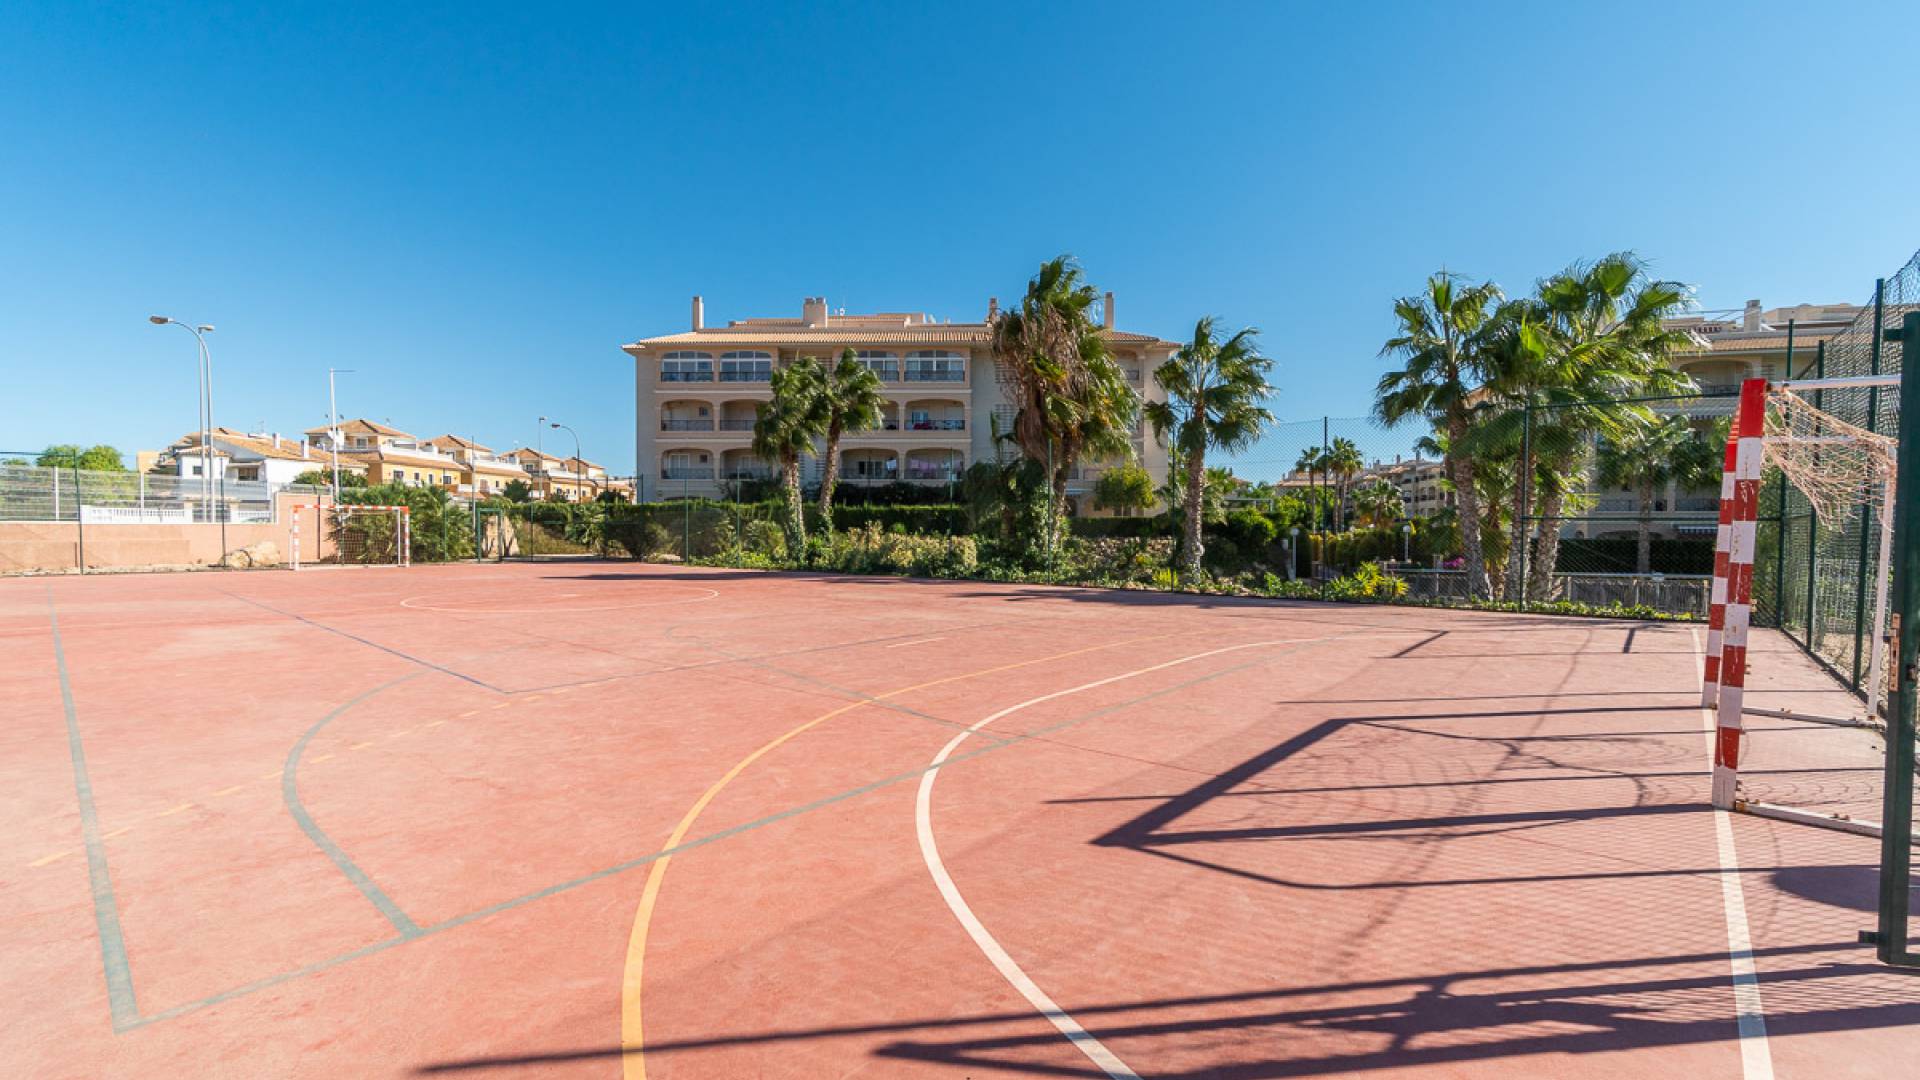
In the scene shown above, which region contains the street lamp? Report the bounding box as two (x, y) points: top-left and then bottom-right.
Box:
(1401, 521), (1412, 563)
(148, 316), (215, 523)
(328, 368), (355, 502)
(1288, 526), (1301, 582)
(549, 422), (582, 502)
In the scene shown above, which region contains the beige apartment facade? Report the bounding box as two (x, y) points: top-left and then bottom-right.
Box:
(621, 295), (1178, 514)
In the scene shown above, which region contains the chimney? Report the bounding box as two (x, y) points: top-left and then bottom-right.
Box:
(802, 296), (829, 327)
(1743, 299), (1761, 332)
(691, 295), (705, 331)
(987, 296), (999, 321)
(1103, 291), (1115, 330)
(272, 432), (281, 448)
(302, 441), (311, 459)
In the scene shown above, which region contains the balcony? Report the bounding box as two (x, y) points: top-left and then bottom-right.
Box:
(903, 369), (965, 383)
(719, 370), (772, 383)
(661, 418), (715, 432)
(720, 418), (756, 431)
(662, 465), (715, 480)
(660, 371), (714, 383)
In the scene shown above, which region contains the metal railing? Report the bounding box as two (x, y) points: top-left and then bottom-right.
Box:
(1396, 568), (1711, 615)
(0, 461), (276, 524)
(661, 466), (715, 480)
(661, 419), (715, 431)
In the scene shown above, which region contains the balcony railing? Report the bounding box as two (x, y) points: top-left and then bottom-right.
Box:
(660, 371), (714, 382)
(661, 419), (714, 431)
(719, 370), (772, 383)
(719, 418), (756, 431)
(904, 368), (965, 383)
(904, 420), (966, 432)
(723, 468), (773, 481)
(661, 466), (715, 480)
(905, 469), (962, 482)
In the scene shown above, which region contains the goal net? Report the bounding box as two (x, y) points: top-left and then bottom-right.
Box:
(1705, 376), (1900, 836)
(290, 503), (411, 569)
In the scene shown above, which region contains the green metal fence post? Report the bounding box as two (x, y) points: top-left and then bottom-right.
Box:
(73, 459), (85, 574)
(1518, 399), (1533, 598)
(1804, 342), (1826, 645)
(1854, 284), (1887, 688)
(1872, 309), (1920, 967)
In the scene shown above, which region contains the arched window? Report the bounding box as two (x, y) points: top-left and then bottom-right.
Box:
(719, 350), (773, 383)
(661, 351), (714, 382)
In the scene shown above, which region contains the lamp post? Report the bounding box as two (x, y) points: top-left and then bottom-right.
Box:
(148, 316), (215, 519)
(1402, 522), (1412, 563)
(328, 368), (354, 502)
(1288, 526), (1301, 582)
(536, 415), (548, 498)
(550, 422), (582, 502)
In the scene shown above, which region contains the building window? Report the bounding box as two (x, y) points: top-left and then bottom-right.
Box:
(856, 350), (898, 381)
(719, 351), (773, 382)
(661, 351), (715, 382)
(905, 351), (965, 382)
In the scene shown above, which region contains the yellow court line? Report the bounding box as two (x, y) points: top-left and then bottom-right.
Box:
(156, 803), (195, 817)
(618, 634), (1165, 1080)
(212, 785), (246, 797)
(425, 719), (447, 727)
(350, 742), (376, 751)
(387, 729), (414, 738)
(29, 850), (71, 867)
(459, 710), (480, 719)
(102, 826), (132, 840)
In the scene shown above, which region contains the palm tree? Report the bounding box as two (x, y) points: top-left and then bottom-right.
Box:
(1144, 316), (1275, 577)
(753, 357), (828, 553)
(1522, 253), (1695, 598)
(1293, 446), (1327, 529)
(989, 255), (1139, 523)
(1324, 437), (1364, 531)
(1596, 415), (1726, 574)
(1352, 478), (1405, 529)
(814, 348), (888, 524)
(1376, 272), (1504, 597)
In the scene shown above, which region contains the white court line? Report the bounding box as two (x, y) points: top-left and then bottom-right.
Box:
(885, 637), (947, 648)
(1690, 627), (1775, 1080)
(915, 638), (1320, 1080)
(397, 587), (718, 614)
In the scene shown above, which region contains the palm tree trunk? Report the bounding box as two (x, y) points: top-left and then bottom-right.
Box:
(783, 457), (807, 555)
(817, 428), (841, 528)
(1183, 448), (1206, 578)
(1447, 414), (1490, 598)
(1636, 480), (1654, 575)
(1526, 488), (1564, 601)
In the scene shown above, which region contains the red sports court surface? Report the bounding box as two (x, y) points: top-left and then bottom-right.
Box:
(4, 562), (1917, 1079)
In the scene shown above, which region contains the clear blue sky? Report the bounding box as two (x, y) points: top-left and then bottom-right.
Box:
(4, 1), (1917, 477)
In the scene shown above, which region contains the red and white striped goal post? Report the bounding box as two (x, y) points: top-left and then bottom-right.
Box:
(1707, 373), (1900, 825)
(289, 503), (412, 570)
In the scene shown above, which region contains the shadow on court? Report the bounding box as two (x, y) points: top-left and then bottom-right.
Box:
(408, 941), (1918, 1077)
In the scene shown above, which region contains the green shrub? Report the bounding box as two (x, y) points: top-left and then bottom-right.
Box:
(742, 518), (787, 559)
(821, 524), (978, 578)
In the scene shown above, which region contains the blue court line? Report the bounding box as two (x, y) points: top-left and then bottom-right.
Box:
(283, 675), (425, 937)
(46, 586), (139, 1030)
(116, 638), (1330, 1032)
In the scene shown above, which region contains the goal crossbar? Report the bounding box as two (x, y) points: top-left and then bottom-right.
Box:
(289, 503), (412, 570)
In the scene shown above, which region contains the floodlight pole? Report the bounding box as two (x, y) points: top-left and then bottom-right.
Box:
(550, 422), (582, 502)
(149, 316), (214, 521)
(328, 368), (354, 502)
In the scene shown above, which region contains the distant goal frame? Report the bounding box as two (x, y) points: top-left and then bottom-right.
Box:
(288, 503), (412, 570)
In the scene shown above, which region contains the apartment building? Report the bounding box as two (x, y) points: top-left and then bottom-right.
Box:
(303, 419), (537, 494)
(504, 448), (602, 500)
(621, 294), (1178, 514)
(422, 435), (534, 497)
(157, 427), (350, 485)
(1354, 457), (1452, 519)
